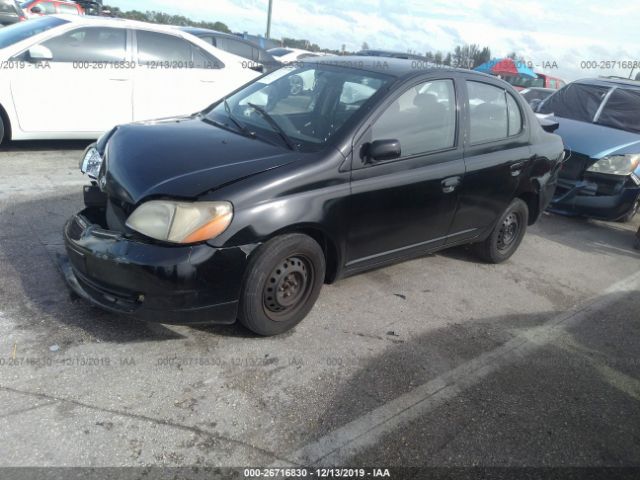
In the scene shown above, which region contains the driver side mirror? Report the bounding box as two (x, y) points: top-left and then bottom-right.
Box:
(364, 139), (402, 163)
(30, 6), (42, 13)
(27, 45), (53, 62)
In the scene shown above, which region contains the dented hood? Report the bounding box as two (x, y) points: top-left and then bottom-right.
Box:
(100, 116), (296, 205)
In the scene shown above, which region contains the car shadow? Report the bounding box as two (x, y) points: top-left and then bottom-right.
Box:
(0, 139), (91, 153)
(440, 211), (640, 264)
(0, 192), (185, 344)
(300, 290), (640, 466)
(532, 211), (640, 260)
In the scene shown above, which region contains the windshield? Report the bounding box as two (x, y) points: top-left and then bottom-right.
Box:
(206, 63), (392, 152)
(0, 16), (68, 50)
(596, 88), (640, 134)
(539, 83), (610, 122)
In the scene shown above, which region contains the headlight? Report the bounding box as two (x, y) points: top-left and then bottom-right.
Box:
(80, 146), (103, 179)
(126, 200), (233, 244)
(586, 154), (640, 176)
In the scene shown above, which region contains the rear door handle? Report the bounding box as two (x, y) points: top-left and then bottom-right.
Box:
(442, 176), (461, 194)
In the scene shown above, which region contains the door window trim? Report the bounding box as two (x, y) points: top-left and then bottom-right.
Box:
(132, 29), (224, 69)
(465, 79), (528, 147)
(353, 76), (460, 168)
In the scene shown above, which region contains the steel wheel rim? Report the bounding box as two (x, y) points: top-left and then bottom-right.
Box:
(497, 212), (520, 252)
(263, 255), (314, 321)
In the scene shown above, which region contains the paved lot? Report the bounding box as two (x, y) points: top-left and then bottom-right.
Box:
(1, 141), (640, 468)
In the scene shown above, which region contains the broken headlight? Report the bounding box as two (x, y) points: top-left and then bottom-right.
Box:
(586, 154), (640, 176)
(80, 146), (103, 180)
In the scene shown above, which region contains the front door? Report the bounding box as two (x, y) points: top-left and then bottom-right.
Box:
(346, 78), (465, 269)
(132, 30), (229, 122)
(10, 25), (133, 134)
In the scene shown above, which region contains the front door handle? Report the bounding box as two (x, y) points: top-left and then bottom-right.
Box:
(510, 161), (526, 176)
(442, 176), (461, 194)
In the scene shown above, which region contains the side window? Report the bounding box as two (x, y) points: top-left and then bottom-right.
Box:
(192, 44), (222, 69)
(506, 93), (523, 136)
(41, 27), (126, 62)
(467, 81), (508, 144)
(137, 31), (192, 66)
(224, 38), (254, 60)
(371, 79), (456, 157)
(57, 3), (79, 14)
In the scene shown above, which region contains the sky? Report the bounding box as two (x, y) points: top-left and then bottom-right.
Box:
(107, 0), (640, 82)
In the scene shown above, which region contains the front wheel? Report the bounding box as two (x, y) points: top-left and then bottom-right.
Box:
(474, 198), (529, 264)
(238, 233), (325, 336)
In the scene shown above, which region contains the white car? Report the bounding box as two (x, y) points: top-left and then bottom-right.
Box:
(0, 15), (260, 142)
(267, 47), (322, 64)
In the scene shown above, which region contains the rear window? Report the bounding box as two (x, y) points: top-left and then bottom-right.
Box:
(0, 15), (67, 49)
(539, 83), (610, 123)
(596, 88), (640, 134)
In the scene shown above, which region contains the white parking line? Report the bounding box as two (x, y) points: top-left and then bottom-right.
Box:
(283, 270), (640, 466)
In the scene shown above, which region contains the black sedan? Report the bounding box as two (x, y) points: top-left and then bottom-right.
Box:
(63, 58), (564, 335)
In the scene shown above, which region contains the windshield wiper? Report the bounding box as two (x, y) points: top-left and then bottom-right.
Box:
(247, 102), (297, 151)
(223, 98), (255, 138)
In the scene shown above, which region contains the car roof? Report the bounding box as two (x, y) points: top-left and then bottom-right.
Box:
(179, 26), (243, 40)
(47, 14), (194, 33)
(574, 77), (640, 90)
(303, 55), (492, 79)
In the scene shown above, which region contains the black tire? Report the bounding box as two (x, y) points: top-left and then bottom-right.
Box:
(0, 114), (5, 145)
(474, 198), (529, 264)
(617, 197), (639, 223)
(238, 233), (325, 336)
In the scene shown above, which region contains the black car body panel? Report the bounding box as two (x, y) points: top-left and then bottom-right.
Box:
(538, 78), (640, 220)
(64, 57), (564, 325)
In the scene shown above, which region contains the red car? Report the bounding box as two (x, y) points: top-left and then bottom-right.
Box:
(503, 72), (566, 91)
(21, 0), (84, 17)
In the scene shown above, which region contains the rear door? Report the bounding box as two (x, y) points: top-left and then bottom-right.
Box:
(448, 78), (529, 240)
(346, 77), (465, 269)
(132, 29), (227, 121)
(10, 25), (133, 134)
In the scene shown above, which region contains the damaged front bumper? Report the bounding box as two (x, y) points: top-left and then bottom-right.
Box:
(549, 174), (640, 221)
(62, 207), (257, 324)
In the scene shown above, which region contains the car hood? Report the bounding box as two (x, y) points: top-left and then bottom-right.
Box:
(101, 116), (296, 205)
(552, 116), (640, 159)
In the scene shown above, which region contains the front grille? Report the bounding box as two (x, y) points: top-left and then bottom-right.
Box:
(559, 150), (592, 181)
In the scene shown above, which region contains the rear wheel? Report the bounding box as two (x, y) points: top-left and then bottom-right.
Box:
(239, 233), (325, 336)
(0, 114), (5, 145)
(474, 198), (529, 263)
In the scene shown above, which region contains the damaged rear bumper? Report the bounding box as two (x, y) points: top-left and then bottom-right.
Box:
(62, 207), (257, 324)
